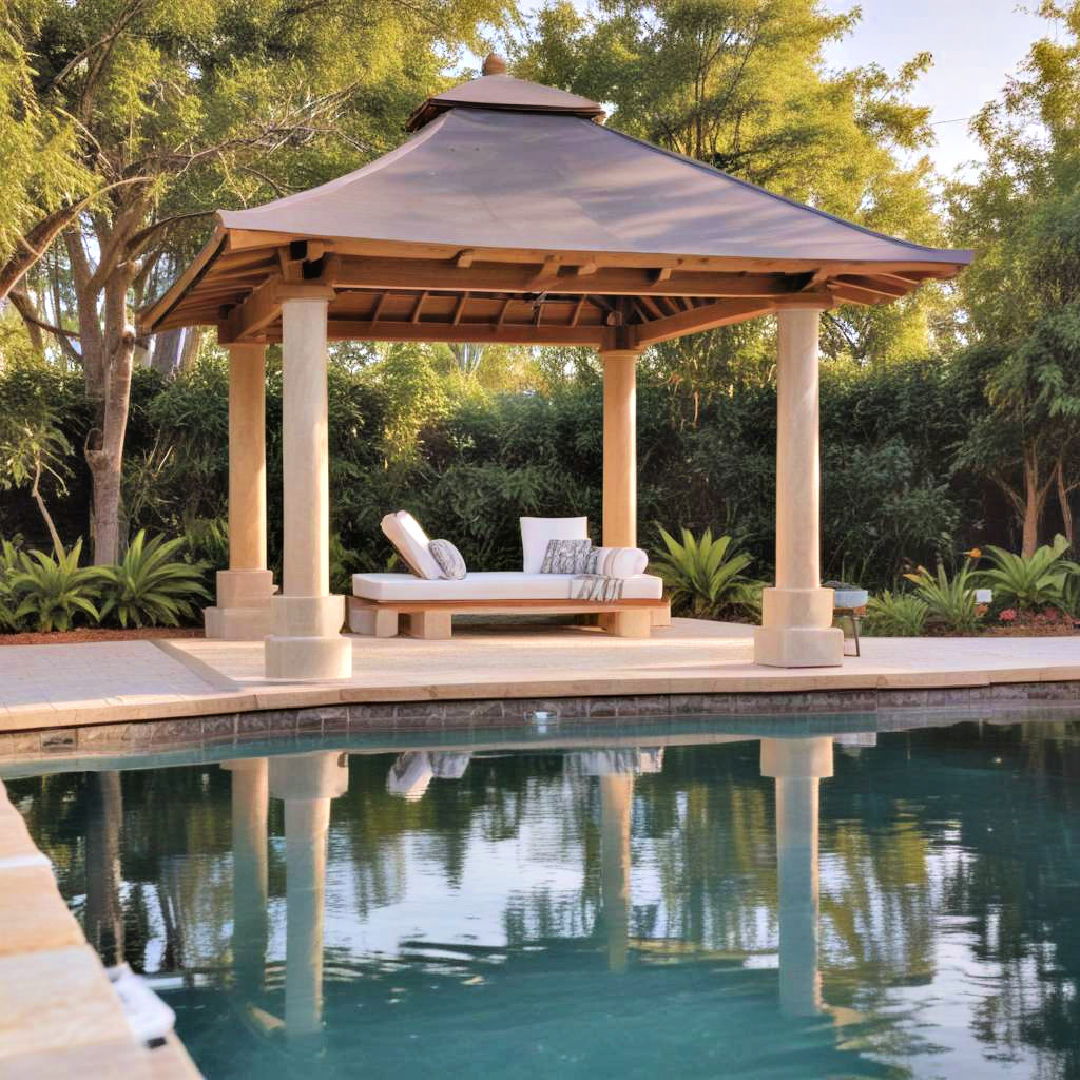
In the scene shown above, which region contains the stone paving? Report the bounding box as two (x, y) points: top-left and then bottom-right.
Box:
(1, 620), (1079, 737)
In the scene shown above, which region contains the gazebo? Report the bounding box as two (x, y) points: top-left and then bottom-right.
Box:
(140, 55), (972, 682)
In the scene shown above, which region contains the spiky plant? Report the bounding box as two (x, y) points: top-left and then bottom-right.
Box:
(97, 531), (210, 629)
(974, 535), (1071, 611)
(653, 527), (752, 618)
(11, 539), (103, 632)
(864, 591), (929, 637)
(903, 563), (982, 634)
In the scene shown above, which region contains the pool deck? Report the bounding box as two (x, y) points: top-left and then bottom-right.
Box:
(1, 618), (1080, 736)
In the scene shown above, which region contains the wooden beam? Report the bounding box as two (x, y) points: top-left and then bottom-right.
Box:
(330, 256), (811, 298)
(322, 320), (612, 347)
(218, 279), (335, 343)
(631, 299), (776, 346)
(834, 273), (908, 298)
(222, 230), (971, 277)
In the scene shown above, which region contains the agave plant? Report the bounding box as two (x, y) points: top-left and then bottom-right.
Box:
(653, 527), (752, 618)
(903, 563), (982, 634)
(864, 591), (929, 637)
(11, 539), (103, 632)
(974, 535), (1071, 611)
(97, 530), (210, 629)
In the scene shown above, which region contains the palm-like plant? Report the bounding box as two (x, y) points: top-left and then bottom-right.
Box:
(903, 563), (982, 634)
(11, 539), (103, 632)
(974, 534), (1071, 610)
(0, 539), (23, 631)
(97, 531), (210, 629)
(864, 591), (929, 637)
(653, 527), (752, 618)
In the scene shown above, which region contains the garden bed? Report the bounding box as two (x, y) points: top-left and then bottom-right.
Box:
(0, 627), (204, 646)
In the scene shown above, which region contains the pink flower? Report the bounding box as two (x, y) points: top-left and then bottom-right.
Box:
(999, 609), (1018, 622)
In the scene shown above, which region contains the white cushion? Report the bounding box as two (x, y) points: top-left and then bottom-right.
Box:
(591, 546), (649, 578)
(521, 516), (588, 573)
(381, 511), (442, 580)
(352, 571), (663, 602)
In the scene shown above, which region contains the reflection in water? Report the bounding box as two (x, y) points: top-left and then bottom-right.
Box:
(14, 719), (1080, 1078)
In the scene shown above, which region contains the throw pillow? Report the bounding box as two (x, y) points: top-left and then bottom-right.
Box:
(541, 537), (594, 574)
(521, 516), (588, 573)
(587, 546), (649, 578)
(429, 539), (467, 580)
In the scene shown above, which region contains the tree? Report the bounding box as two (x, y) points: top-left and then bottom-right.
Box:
(515, 0), (947, 391)
(950, 1), (1080, 553)
(9, 0), (506, 562)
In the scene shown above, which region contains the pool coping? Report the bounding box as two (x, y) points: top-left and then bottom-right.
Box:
(0, 779), (201, 1077)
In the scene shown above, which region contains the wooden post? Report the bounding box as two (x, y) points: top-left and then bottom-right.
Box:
(204, 343), (275, 640)
(753, 309), (844, 667)
(601, 349), (638, 548)
(265, 294), (352, 680)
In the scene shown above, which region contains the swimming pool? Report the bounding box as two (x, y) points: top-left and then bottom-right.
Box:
(9, 714), (1080, 1078)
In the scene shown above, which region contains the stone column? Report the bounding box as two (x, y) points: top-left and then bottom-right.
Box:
(600, 349), (638, 548)
(265, 294), (352, 680)
(269, 752), (349, 1040)
(205, 344), (275, 640)
(222, 757), (269, 997)
(599, 773), (633, 972)
(760, 736), (833, 1017)
(753, 309), (844, 667)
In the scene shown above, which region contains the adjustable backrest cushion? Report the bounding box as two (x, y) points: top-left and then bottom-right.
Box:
(520, 516), (588, 573)
(381, 511), (443, 580)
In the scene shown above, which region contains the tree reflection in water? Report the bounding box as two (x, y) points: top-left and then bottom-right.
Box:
(10, 718), (1080, 1077)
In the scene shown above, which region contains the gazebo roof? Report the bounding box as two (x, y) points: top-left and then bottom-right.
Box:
(140, 57), (973, 350)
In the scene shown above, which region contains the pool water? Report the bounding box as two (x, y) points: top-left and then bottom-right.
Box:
(10, 717), (1080, 1079)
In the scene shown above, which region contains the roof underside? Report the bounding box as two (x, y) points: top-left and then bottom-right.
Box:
(140, 75), (973, 349)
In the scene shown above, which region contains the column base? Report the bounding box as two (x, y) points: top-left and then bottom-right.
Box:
(265, 595), (351, 680)
(753, 626), (844, 668)
(754, 586), (844, 668)
(205, 569), (275, 641)
(205, 605), (273, 640)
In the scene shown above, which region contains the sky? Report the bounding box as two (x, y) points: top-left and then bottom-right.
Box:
(822, 0), (1055, 177)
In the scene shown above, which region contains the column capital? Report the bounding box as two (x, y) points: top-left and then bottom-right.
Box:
(279, 285), (335, 305)
(599, 348), (640, 363)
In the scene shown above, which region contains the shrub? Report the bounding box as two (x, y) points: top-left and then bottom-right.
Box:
(974, 535), (1071, 611)
(97, 531), (210, 629)
(11, 539), (103, 632)
(652, 527), (752, 618)
(903, 563), (982, 634)
(0, 539), (22, 631)
(864, 591), (929, 637)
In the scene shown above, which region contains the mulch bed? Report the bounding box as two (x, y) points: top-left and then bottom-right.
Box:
(0, 627), (204, 646)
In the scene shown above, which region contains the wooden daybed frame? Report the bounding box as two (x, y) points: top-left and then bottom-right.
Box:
(348, 595), (672, 640)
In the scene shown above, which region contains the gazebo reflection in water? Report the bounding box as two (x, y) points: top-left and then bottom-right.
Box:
(212, 736), (841, 1049)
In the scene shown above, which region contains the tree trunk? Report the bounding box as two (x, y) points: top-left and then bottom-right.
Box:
(178, 327), (202, 374)
(1057, 459), (1075, 550)
(151, 328), (183, 377)
(86, 272), (136, 565)
(1021, 447), (1047, 557)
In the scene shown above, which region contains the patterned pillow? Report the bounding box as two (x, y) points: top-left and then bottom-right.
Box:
(428, 538), (467, 580)
(541, 538), (594, 574)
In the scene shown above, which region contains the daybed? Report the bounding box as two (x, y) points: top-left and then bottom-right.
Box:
(349, 514), (669, 640)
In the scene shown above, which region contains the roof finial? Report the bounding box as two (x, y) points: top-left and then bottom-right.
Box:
(481, 53), (507, 76)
